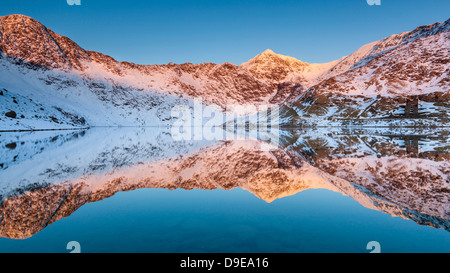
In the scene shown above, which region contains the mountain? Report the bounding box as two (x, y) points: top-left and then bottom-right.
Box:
(0, 14), (449, 131)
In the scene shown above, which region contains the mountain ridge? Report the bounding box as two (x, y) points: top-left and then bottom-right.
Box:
(0, 14), (449, 130)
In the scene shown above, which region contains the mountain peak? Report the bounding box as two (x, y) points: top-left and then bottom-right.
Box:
(239, 49), (311, 83)
(252, 49), (307, 65)
(261, 49), (275, 55)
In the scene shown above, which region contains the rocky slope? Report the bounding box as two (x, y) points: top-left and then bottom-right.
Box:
(324, 19), (450, 80)
(311, 25), (450, 96)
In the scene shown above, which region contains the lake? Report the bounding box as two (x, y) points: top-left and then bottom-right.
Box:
(0, 127), (449, 253)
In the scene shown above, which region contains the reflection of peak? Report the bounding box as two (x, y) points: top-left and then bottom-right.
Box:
(0, 140), (335, 238)
(1, 133), (449, 239)
(242, 167), (339, 203)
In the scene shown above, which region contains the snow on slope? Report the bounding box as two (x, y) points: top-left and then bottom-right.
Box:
(325, 18), (450, 78)
(0, 85), (87, 130)
(0, 52), (193, 130)
(314, 30), (450, 96)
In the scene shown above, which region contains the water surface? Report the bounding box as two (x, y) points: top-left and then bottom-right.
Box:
(0, 127), (448, 252)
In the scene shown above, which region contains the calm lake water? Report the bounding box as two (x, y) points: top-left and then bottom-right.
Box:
(0, 127), (449, 253)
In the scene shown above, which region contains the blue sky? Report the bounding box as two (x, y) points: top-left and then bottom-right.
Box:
(1, 0), (449, 65)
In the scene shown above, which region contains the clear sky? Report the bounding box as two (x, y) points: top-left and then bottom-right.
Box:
(1, 0), (449, 65)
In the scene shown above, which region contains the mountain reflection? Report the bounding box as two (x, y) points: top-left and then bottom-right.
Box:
(0, 127), (448, 239)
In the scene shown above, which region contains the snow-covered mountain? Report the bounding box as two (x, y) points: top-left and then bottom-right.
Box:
(311, 20), (450, 96)
(0, 14), (449, 130)
(280, 18), (450, 126)
(328, 19), (450, 78)
(241, 18), (450, 94)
